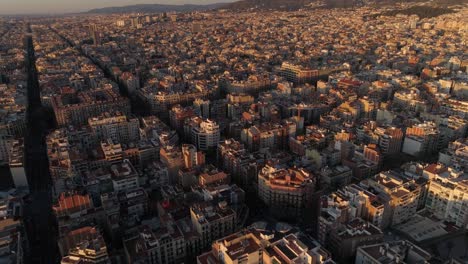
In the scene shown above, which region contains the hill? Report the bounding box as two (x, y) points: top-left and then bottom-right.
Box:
(86, 3), (227, 14)
(221, 0), (468, 11)
(220, 0), (315, 11)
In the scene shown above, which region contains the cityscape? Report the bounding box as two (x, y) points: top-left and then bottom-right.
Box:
(0, 0), (467, 263)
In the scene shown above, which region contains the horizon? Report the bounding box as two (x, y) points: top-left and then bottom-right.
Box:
(0, 0), (236, 15)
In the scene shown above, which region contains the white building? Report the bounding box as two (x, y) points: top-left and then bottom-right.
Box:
(423, 163), (468, 229)
(190, 119), (220, 151)
(110, 160), (139, 192)
(9, 140), (28, 190)
(88, 112), (140, 144)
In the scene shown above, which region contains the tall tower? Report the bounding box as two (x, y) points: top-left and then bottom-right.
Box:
(89, 24), (101, 46)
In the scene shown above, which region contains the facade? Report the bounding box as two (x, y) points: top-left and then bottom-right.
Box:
(182, 144), (205, 170)
(186, 118), (221, 151)
(423, 164), (468, 228)
(319, 184), (386, 244)
(88, 112), (140, 144)
(52, 88), (131, 127)
(169, 105), (195, 133)
(366, 172), (423, 226)
(374, 127), (403, 156)
(402, 122), (441, 157)
(123, 225), (185, 264)
(258, 165), (317, 220)
(327, 218), (383, 263)
(241, 121), (296, 151)
(110, 160), (139, 192)
(190, 202), (236, 249)
(9, 139), (28, 189)
(280, 62), (319, 84)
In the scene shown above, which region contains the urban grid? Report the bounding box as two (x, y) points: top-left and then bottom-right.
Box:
(0, 0), (467, 263)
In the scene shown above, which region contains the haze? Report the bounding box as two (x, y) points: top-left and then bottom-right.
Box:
(0, 0), (235, 15)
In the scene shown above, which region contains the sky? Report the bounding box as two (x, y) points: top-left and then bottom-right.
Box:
(0, 0), (236, 15)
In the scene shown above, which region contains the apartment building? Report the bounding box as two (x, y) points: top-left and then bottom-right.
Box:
(88, 112), (140, 144)
(423, 163), (468, 228)
(258, 165), (317, 220)
(355, 241), (431, 264)
(52, 88), (131, 126)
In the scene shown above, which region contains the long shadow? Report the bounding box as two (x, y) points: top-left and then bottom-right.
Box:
(23, 24), (59, 264)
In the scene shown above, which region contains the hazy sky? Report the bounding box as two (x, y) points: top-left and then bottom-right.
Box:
(0, 0), (235, 15)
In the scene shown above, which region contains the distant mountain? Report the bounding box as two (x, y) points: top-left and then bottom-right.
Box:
(85, 3), (228, 14)
(220, 0), (315, 11)
(219, 0), (467, 11)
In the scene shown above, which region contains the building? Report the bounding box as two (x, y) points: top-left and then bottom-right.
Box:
(355, 241), (431, 264)
(393, 89), (429, 112)
(59, 226), (110, 264)
(52, 88), (131, 127)
(402, 122), (441, 157)
(221, 74), (275, 94)
(109, 160), (139, 192)
(8, 139), (28, 190)
(182, 144), (205, 170)
(319, 184), (386, 244)
(190, 201), (236, 249)
(169, 105), (195, 133)
(280, 62), (319, 84)
(366, 171), (423, 226)
(160, 146), (184, 184)
(374, 127), (403, 156)
(241, 121), (296, 151)
(258, 165), (317, 220)
(193, 99), (210, 119)
(137, 83), (213, 116)
(197, 227), (334, 264)
(0, 135), (13, 165)
(217, 139), (269, 186)
(0, 192), (25, 264)
(327, 218), (383, 263)
(186, 118), (221, 151)
(423, 163), (468, 228)
(120, 72), (140, 94)
(88, 112), (140, 144)
(89, 24), (101, 46)
(123, 224), (186, 264)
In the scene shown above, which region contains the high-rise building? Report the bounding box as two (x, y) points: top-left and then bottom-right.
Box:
(185, 118), (220, 151)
